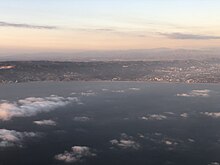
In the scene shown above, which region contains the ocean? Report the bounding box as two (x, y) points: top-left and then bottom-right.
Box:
(0, 82), (219, 165)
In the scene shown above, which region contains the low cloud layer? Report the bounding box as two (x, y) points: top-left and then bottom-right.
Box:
(201, 112), (220, 118)
(208, 162), (220, 165)
(141, 114), (167, 121)
(55, 146), (96, 163)
(0, 21), (58, 30)
(180, 113), (189, 118)
(73, 116), (90, 122)
(101, 88), (109, 91)
(162, 139), (178, 146)
(159, 32), (220, 40)
(33, 119), (56, 126)
(0, 95), (80, 120)
(81, 92), (96, 96)
(129, 88), (140, 91)
(0, 129), (39, 147)
(177, 89), (211, 97)
(110, 133), (140, 150)
(112, 90), (125, 93)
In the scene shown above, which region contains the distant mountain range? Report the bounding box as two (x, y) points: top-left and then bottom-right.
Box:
(0, 48), (220, 62)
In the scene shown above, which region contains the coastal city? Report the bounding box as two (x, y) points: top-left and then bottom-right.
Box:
(1, 59), (220, 84)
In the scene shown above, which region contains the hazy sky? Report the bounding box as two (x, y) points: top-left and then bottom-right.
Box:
(0, 0), (220, 53)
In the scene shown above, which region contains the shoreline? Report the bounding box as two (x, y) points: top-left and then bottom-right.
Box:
(1, 80), (220, 86)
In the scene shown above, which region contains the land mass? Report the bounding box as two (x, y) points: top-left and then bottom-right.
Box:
(1, 59), (220, 84)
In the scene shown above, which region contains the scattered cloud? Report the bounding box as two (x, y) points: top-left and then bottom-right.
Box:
(164, 112), (175, 115)
(110, 133), (140, 150)
(0, 95), (80, 120)
(162, 139), (179, 147)
(159, 137), (183, 150)
(55, 146), (96, 163)
(177, 89), (211, 97)
(154, 132), (162, 136)
(112, 90), (125, 93)
(129, 88), (140, 91)
(137, 133), (145, 138)
(73, 27), (146, 38)
(0, 129), (39, 147)
(95, 28), (115, 32)
(180, 113), (188, 118)
(208, 162), (220, 165)
(163, 140), (174, 145)
(141, 114), (167, 121)
(146, 133), (182, 149)
(73, 27), (115, 33)
(159, 32), (220, 40)
(201, 112), (220, 118)
(102, 89), (109, 91)
(33, 119), (56, 126)
(81, 91), (96, 96)
(73, 116), (90, 122)
(0, 21), (58, 30)
(188, 138), (195, 143)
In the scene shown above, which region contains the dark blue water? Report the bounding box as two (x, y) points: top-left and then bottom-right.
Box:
(0, 82), (220, 165)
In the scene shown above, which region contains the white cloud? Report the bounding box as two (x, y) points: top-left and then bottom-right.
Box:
(112, 90), (125, 93)
(208, 162), (220, 165)
(201, 112), (220, 118)
(129, 88), (140, 91)
(55, 146), (96, 163)
(110, 133), (140, 150)
(180, 113), (188, 118)
(177, 89), (211, 97)
(137, 133), (145, 138)
(164, 140), (173, 145)
(33, 119), (56, 126)
(0, 95), (80, 120)
(164, 112), (175, 115)
(101, 89), (109, 91)
(162, 139), (178, 146)
(141, 114), (167, 121)
(81, 92), (96, 96)
(146, 134), (181, 149)
(155, 132), (162, 136)
(0, 129), (39, 147)
(73, 117), (90, 122)
(80, 90), (96, 97)
(188, 138), (195, 143)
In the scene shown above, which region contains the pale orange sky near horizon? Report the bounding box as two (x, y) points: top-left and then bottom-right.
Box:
(1, 0), (220, 54)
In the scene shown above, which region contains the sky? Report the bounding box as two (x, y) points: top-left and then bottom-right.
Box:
(0, 0), (220, 54)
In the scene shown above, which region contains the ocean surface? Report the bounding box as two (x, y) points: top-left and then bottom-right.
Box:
(0, 82), (220, 165)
